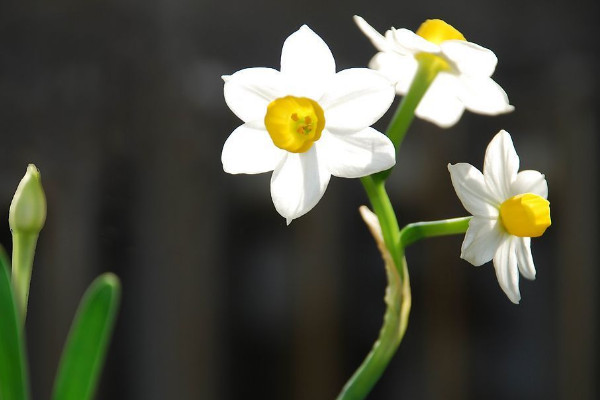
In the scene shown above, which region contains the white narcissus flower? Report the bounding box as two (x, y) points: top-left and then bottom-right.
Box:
(222, 25), (396, 224)
(354, 16), (514, 128)
(448, 130), (551, 303)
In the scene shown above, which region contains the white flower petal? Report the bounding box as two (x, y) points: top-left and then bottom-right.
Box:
(448, 163), (500, 217)
(280, 25), (335, 100)
(510, 170), (548, 199)
(515, 237), (536, 280)
(391, 28), (439, 54)
(224, 67), (286, 122)
(440, 40), (498, 77)
(320, 68), (394, 131)
(317, 128), (395, 178)
(353, 16), (394, 52)
(222, 122), (286, 174)
(483, 130), (520, 201)
(415, 73), (465, 128)
(493, 236), (521, 304)
(457, 75), (514, 115)
(369, 52), (418, 95)
(270, 147), (331, 223)
(460, 216), (505, 266)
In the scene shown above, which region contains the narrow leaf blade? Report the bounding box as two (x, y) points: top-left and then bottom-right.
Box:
(52, 273), (121, 400)
(0, 247), (30, 400)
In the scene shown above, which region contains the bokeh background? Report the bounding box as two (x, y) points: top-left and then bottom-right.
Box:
(0, 0), (597, 399)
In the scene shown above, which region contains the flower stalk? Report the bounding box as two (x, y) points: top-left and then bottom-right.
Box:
(373, 55), (444, 181)
(336, 207), (411, 400)
(400, 216), (471, 248)
(11, 234), (39, 325)
(360, 176), (404, 279)
(386, 56), (444, 148)
(338, 57), (445, 400)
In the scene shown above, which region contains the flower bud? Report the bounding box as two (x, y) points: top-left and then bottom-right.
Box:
(9, 164), (47, 235)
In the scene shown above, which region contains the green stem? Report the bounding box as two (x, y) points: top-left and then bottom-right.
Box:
(338, 54), (450, 400)
(386, 60), (439, 147)
(374, 56), (442, 181)
(336, 179), (408, 400)
(400, 217), (471, 248)
(336, 256), (410, 400)
(11, 232), (39, 325)
(360, 176), (403, 280)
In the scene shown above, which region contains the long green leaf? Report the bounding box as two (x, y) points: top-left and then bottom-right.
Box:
(52, 273), (121, 400)
(0, 247), (30, 400)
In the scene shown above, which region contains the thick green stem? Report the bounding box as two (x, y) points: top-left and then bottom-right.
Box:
(11, 232), (39, 325)
(336, 255), (410, 400)
(363, 55), (446, 260)
(339, 54), (449, 400)
(360, 176), (404, 280)
(337, 216), (471, 400)
(336, 179), (408, 400)
(400, 217), (471, 248)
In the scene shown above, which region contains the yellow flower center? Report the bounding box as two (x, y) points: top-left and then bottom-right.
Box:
(499, 194), (551, 237)
(416, 19), (466, 45)
(414, 20), (466, 72)
(264, 96), (325, 153)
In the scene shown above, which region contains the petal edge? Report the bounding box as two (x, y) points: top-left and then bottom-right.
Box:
(222, 122), (286, 174)
(448, 163), (500, 217)
(318, 128), (395, 178)
(270, 147), (331, 222)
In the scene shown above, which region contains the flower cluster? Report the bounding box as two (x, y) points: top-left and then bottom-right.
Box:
(221, 19), (550, 302)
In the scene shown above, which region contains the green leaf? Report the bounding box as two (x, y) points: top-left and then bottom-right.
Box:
(0, 246), (30, 400)
(52, 273), (121, 400)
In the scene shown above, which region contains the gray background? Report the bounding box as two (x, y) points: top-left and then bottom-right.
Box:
(0, 0), (597, 399)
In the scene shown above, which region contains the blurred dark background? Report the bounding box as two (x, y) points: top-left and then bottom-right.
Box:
(0, 0), (597, 399)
